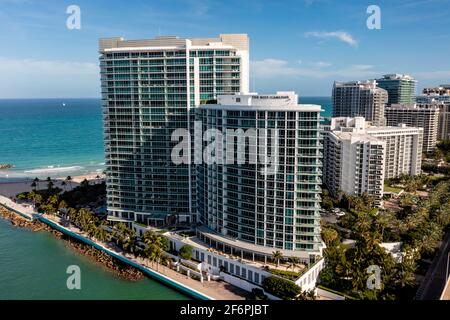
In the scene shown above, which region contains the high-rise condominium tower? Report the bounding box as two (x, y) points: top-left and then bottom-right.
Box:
(196, 92), (324, 260)
(99, 34), (249, 226)
(377, 74), (417, 105)
(324, 117), (423, 206)
(385, 104), (439, 153)
(332, 80), (388, 126)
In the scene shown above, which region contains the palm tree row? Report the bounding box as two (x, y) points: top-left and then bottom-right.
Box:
(141, 230), (172, 267)
(67, 207), (110, 242)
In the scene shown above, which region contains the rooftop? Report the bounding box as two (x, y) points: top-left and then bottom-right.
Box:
(200, 91), (323, 112)
(387, 103), (440, 110)
(99, 34), (249, 52)
(379, 74), (416, 81)
(332, 131), (384, 143)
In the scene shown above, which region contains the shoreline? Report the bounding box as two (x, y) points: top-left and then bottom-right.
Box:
(0, 207), (144, 282)
(0, 173), (105, 198)
(0, 202), (246, 300)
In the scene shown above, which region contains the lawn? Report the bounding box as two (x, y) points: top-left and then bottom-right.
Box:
(384, 183), (403, 193)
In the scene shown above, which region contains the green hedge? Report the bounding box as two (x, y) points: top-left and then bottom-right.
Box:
(262, 276), (301, 300)
(268, 269), (301, 280)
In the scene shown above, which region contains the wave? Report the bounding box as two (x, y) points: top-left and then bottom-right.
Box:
(24, 166), (84, 174)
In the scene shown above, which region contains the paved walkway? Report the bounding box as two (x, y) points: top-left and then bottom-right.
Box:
(0, 195), (36, 218)
(44, 214), (248, 300)
(0, 199), (249, 300)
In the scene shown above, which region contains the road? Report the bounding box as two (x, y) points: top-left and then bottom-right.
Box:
(416, 231), (450, 300)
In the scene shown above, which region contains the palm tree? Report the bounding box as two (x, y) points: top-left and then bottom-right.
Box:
(33, 177), (40, 190)
(67, 207), (77, 221)
(287, 257), (301, 271)
(272, 250), (283, 267)
(47, 180), (54, 191)
(91, 225), (109, 242)
(375, 210), (396, 240)
(143, 230), (163, 248)
(80, 179), (89, 189)
(112, 223), (136, 252)
(66, 176), (72, 190)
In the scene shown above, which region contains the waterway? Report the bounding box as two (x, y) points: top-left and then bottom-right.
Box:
(0, 218), (189, 300)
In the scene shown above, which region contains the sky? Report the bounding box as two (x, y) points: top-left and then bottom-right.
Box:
(0, 0), (449, 98)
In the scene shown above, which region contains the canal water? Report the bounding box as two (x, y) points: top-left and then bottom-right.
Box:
(0, 218), (189, 300)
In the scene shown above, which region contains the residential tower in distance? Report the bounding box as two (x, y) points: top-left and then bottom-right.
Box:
(377, 74), (417, 105)
(385, 104), (439, 154)
(332, 80), (388, 126)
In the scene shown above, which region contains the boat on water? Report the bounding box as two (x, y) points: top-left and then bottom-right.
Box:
(0, 164), (13, 170)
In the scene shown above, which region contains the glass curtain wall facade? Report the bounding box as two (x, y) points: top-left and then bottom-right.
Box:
(197, 98), (323, 255)
(99, 35), (248, 226)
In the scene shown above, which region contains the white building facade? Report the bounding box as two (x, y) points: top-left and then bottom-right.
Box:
(324, 117), (423, 206)
(385, 104), (439, 153)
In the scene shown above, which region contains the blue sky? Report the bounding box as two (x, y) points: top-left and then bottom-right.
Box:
(0, 0), (449, 98)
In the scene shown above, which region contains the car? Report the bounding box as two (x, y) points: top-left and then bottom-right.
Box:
(335, 211), (346, 217)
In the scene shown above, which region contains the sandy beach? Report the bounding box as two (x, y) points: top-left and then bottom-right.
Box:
(0, 174), (105, 198)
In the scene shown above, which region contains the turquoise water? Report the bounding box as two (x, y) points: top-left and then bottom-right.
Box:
(0, 98), (105, 180)
(0, 218), (189, 300)
(301, 96), (332, 117)
(0, 97), (332, 181)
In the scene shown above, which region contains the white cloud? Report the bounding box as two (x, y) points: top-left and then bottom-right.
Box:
(251, 59), (378, 79)
(0, 57), (99, 98)
(0, 57), (98, 75)
(415, 70), (450, 79)
(304, 31), (358, 47)
(310, 61), (332, 68)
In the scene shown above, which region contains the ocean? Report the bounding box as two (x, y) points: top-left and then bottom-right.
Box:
(0, 97), (332, 181)
(0, 98), (105, 181)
